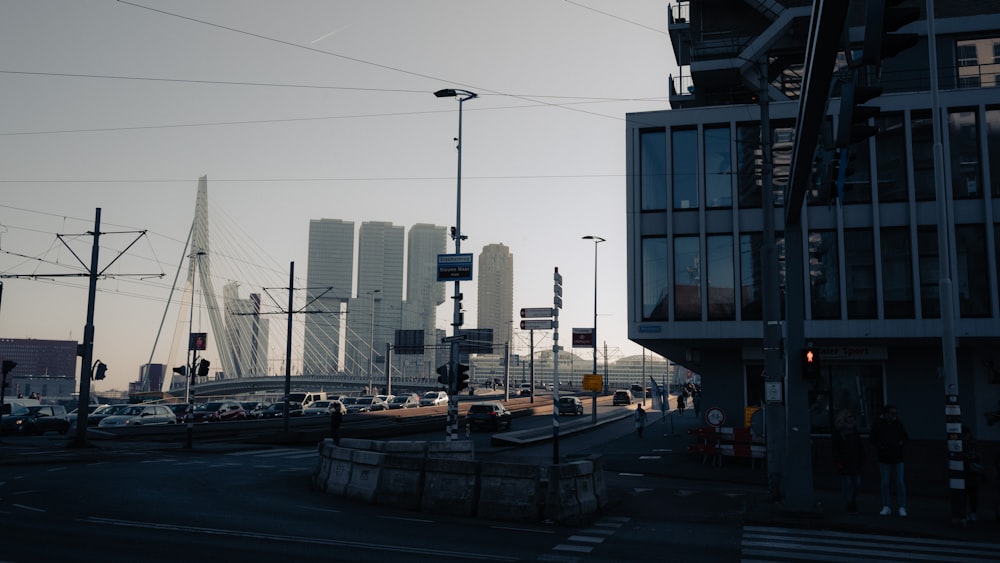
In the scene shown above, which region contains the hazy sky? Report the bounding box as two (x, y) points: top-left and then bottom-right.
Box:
(0, 0), (674, 390)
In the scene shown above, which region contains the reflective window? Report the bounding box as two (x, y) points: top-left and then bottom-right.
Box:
(642, 237), (669, 320)
(809, 365), (884, 435)
(640, 130), (667, 211)
(674, 237), (701, 320)
(809, 230), (840, 320)
(875, 113), (908, 203)
(845, 230), (876, 319)
(707, 235), (735, 320)
(911, 110), (936, 201)
(949, 109), (982, 199)
(673, 129), (699, 209)
(956, 224), (991, 317)
(880, 228), (914, 319)
(918, 227), (940, 318)
(842, 141), (872, 204)
(986, 108), (1000, 198)
(737, 124), (761, 208)
(770, 123), (793, 207)
(739, 233), (762, 320)
(704, 126), (732, 208)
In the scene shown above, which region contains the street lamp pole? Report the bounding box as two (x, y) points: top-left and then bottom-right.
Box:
(583, 235), (605, 422)
(367, 289), (380, 395)
(435, 87), (477, 441)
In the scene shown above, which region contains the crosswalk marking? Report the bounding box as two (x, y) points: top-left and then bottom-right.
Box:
(743, 525), (1000, 562)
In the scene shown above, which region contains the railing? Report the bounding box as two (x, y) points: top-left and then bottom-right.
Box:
(668, 2), (690, 25)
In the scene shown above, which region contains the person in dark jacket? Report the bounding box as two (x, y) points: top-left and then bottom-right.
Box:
(871, 404), (909, 516)
(329, 405), (344, 446)
(832, 409), (865, 514)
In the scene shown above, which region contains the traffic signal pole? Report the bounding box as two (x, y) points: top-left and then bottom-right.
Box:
(72, 209), (102, 447)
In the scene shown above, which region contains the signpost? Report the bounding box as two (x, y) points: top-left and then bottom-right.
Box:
(436, 253), (473, 281)
(520, 319), (553, 330)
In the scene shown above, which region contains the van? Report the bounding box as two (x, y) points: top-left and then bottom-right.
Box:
(287, 392), (327, 408)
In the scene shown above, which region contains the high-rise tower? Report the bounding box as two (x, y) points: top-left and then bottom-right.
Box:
(303, 219), (354, 375)
(477, 243), (514, 351)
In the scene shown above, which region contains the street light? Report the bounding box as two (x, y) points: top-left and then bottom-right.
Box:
(435, 87), (477, 441)
(367, 289), (381, 395)
(582, 236), (606, 399)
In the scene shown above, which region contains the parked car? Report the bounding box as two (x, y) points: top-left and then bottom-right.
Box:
(419, 391), (449, 407)
(302, 400), (346, 416)
(240, 401), (268, 419)
(465, 402), (512, 431)
(386, 393), (420, 409)
(168, 403), (192, 423)
(85, 404), (131, 427)
(67, 404), (109, 427)
(0, 404), (70, 435)
(347, 396), (388, 413)
(612, 390), (634, 406)
(191, 401), (246, 422)
(259, 401), (304, 418)
(558, 396), (584, 416)
(518, 383), (533, 397)
(98, 404), (177, 427)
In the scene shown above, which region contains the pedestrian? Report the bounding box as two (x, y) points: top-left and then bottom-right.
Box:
(871, 403), (909, 516)
(676, 392), (686, 416)
(832, 409), (865, 514)
(634, 404), (647, 438)
(329, 403), (344, 446)
(692, 388), (702, 419)
(962, 425), (985, 522)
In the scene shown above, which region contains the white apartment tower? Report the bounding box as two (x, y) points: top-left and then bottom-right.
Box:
(477, 243), (514, 350)
(302, 219), (354, 375)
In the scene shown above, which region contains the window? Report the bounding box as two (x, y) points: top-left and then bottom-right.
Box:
(910, 110), (936, 201)
(704, 126), (732, 208)
(986, 108), (1000, 198)
(809, 230), (841, 320)
(880, 228), (914, 319)
(949, 109), (982, 199)
(640, 130), (667, 211)
(994, 42), (1000, 64)
(737, 124), (761, 208)
(674, 237), (701, 320)
(706, 235), (735, 320)
(739, 233), (763, 320)
(875, 113), (908, 203)
(673, 128), (698, 209)
(844, 230), (876, 319)
(917, 227), (940, 318)
(642, 237), (669, 321)
(956, 224), (991, 317)
(957, 43), (978, 67)
(809, 364), (884, 434)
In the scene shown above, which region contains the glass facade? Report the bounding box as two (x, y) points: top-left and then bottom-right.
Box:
(986, 107), (1000, 198)
(956, 224), (991, 317)
(739, 233), (763, 320)
(875, 113), (908, 203)
(809, 230), (840, 320)
(918, 226), (940, 318)
(949, 109), (982, 199)
(880, 228), (915, 319)
(844, 230), (877, 319)
(911, 110), (936, 201)
(673, 129), (698, 209)
(707, 235), (735, 319)
(674, 236), (700, 320)
(704, 126), (732, 208)
(737, 124), (761, 208)
(640, 130), (667, 211)
(642, 237), (669, 321)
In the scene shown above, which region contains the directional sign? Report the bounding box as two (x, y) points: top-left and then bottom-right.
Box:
(437, 253), (473, 281)
(520, 319), (553, 330)
(520, 307), (554, 318)
(572, 328), (594, 348)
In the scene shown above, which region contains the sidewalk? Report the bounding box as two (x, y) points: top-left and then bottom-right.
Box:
(627, 401), (1000, 544)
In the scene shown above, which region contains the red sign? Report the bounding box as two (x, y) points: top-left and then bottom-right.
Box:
(572, 328), (594, 348)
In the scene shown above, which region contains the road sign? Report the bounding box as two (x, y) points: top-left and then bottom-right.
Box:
(572, 328), (594, 348)
(705, 406), (726, 427)
(520, 307), (554, 318)
(520, 319), (553, 330)
(437, 253), (473, 281)
(582, 374), (602, 392)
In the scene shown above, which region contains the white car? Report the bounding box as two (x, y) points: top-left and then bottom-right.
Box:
(419, 391), (449, 407)
(98, 404), (177, 427)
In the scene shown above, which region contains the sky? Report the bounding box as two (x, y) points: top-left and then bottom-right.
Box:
(0, 0), (675, 391)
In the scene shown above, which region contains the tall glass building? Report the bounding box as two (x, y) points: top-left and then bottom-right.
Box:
(627, 1), (1000, 439)
(477, 243), (514, 351)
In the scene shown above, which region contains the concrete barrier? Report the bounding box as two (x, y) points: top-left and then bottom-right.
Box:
(345, 449), (384, 503)
(382, 440), (428, 457)
(545, 460), (597, 525)
(426, 440), (475, 460)
(478, 462), (542, 522)
(320, 443), (355, 496)
(377, 454), (426, 510)
(422, 457), (480, 517)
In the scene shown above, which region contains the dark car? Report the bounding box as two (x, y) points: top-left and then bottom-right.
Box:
(168, 403), (192, 423)
(0, 405), (70, 435)
(192, 401), (246, 423)
(84, 404), (131, 427)
(259, 401), (304, 418)
(612, 390), (634, 406)
(386, 393), (420, 409)
(557, 396), (584, 416)
(240, 401), (268, 419)
(465, 402), (512, 431)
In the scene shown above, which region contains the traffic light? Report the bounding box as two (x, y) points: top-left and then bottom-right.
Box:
(197, 359), (211, 377)
(802, 348), (822, 379)
(172, 365), (188, 376)
(2, 360), (16, 377)
(93, 361), (107, 380)
(861, 0), (920, 71)
(455, 364), (470, 392)
(836, 79), (882, 149)
(436, 364), (450, 387)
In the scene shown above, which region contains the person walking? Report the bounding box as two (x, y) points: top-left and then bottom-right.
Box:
(832, 409), (865, 514)
(634, 404), (648, 438)
(329, 403), (344, 446)
(676, 391), (686, 417)
(871, 404), (909, 516)
(692, 386), (702, 419)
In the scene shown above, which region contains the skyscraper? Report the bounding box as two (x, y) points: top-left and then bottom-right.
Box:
(223, 282), (269, 377)
(303, 219), (354, 375)
(403, 224), (447, 377)
(477, 243), (514, 351)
